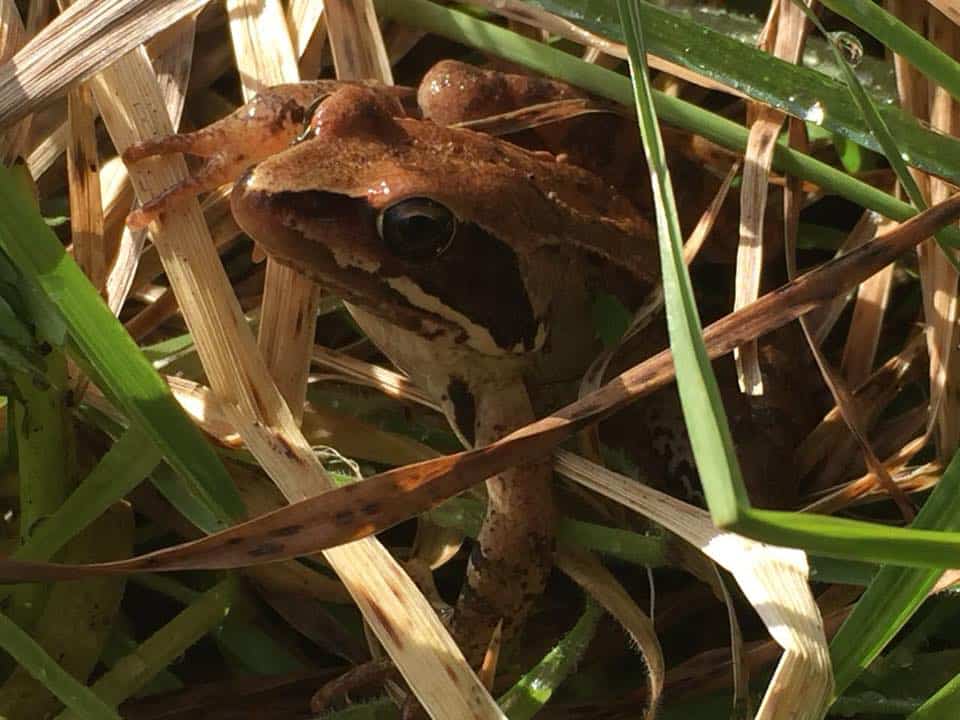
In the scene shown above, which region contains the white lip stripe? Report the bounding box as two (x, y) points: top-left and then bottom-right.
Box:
(385, 276), (539, 356)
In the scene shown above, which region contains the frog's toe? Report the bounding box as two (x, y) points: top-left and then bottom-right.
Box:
(126, 202), (161, 230)
(122, 133), (197, 163)
(126, 180), (199, 229)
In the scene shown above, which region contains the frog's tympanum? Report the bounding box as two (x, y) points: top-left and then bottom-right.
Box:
(124, 61), (660, 665)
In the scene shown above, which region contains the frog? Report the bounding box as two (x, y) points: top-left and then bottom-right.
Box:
(123, 61), (661, 666)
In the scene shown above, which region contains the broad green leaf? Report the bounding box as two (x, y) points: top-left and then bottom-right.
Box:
(529, 0), (960, 186)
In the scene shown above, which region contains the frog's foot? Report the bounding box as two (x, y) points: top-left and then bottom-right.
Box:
(125, 153), (239, 229)
(122, 86), (326, 228)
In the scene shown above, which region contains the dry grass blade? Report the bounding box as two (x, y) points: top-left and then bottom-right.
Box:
(0, 0), (209, 128)
(5, 194), (959, 582)
(0, 0), (28, 162)
(795, 330), (925, 482)
(554, 452), (832, 720)
(311, 345), (438, 409)
(147, 15), (196, 129)
(227, 0), (317, 420)
(926, 0), (960, 25)
(927, 10), (960, 456)
(324, 0), (392, 82)
(65, 82), (106, 291)
(556, 548), (664, 720)
(735, 0), (809, 396)
(287, 0), (326, 70)
(805, 210), (884, 343)
(83, 32), (501, 719)
(25, 120), (67, 177)
(840, 241), (894, 387)
(784, 119), (915, 518)
(888, 1), (958, 465)
(684, 160), (742, 265)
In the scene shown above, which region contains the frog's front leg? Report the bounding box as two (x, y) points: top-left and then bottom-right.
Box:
(450, 382), (554, 666)
(122, 82), (341, 229)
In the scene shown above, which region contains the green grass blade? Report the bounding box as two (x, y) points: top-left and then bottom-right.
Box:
(793, 2), (924, 206)
(825, 443), (960, 695)
(54, 577), (237, 719)
(13, 426), (161, 563)
(617, 0), (747, 524)
(0, 164), (244, 529)
(498, 598), (604, 719)
(0, 610), (120, 720)
(377, 0), (960, 248)
(909, 671), (960, 720)
(8, 350), (72, 631)
(818, 0), (960, 103)
(528, 0), (960, 187)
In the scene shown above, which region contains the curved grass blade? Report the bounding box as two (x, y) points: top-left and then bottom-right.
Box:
(497, 598), (604, 719)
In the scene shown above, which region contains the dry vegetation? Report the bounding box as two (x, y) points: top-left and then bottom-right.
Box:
(1, 1), (960, 719)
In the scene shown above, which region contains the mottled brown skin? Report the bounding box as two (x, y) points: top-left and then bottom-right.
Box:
(123, 66), (657, 666)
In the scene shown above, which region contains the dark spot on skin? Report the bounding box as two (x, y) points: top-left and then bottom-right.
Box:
(334, 509), (356, 526)
(226, 537), (245, 546)
(360, 502), (380, 517)
(269, 524), (303, 537)
(447, 378), (476, 445)
(294, 306), (305, 334)
(444, 665), (458, 682)
(248, 542), (285, 557)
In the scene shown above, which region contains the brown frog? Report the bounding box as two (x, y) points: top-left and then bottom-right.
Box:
(124, 63), (660, 664)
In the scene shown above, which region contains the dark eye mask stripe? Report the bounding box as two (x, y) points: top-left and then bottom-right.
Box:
(387, 222), (540, 352)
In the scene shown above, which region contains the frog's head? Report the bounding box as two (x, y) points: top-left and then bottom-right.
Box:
(232, 85), (656, 360)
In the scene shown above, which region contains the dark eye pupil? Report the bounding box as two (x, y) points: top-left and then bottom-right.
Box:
(378, 198), (456, 262)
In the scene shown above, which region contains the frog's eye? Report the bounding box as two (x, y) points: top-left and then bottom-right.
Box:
(377, 198), (457, 262)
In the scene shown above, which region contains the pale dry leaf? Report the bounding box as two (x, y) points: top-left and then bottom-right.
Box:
(556, 548), (664, 720)
(555, 451), (833, 720)
(324, 0), (392, 83)
(734, 0), (810, 396)
(840, 262), (894, 387)
(0, 0), (210, 128)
